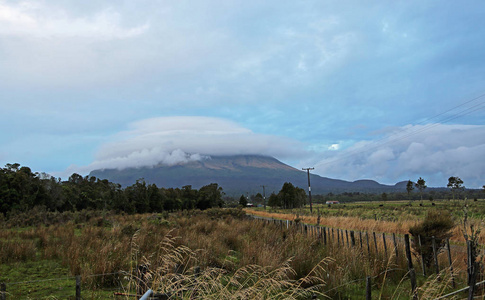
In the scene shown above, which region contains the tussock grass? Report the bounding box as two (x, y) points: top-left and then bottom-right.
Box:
(0, 208), (480, 299)
(245, 208), (485, 243)
(131, 233), (328, 299)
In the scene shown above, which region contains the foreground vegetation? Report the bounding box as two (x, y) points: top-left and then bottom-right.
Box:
(1, 205), (483, 299)
(1, 163), (484, 298)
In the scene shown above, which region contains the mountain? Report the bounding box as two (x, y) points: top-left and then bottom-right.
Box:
(89, 155), (406, 196)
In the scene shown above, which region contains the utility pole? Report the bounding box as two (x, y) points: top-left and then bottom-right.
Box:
(302, 168), (314, 213)
(260, 185), (266, 210)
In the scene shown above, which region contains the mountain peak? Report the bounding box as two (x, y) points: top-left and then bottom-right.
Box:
(89, 154), (404, 196)
(195, 155), (298, 171)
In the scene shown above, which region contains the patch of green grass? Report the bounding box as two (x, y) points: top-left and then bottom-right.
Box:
(0, 259), (75, 299)
(266, 199), (485, 222)
(0, 260), (117, 299)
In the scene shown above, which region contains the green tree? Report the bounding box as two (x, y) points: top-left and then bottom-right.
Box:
(415, 177), (427, 201)
(253, 193), (263, 205)
(239, 195), (248, 207)
(406, 180), (414, 200)
(381, 192), (388, 202)
(148, 184), (164, 212)
(180, 185), (197, 210)
(197, 183), (224, 210)
(447, 176), (464, 200)
(125, 179), (149, 213)
(276, 182), (306, 209)
(162, 188), (180, 211)
(267, 192), (279, 207)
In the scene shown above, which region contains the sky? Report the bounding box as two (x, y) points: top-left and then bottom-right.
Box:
(1, 0), (484, 188)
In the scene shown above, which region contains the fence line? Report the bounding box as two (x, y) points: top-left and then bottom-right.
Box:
(1, 215), (481, 299)
(249, 215), (483, 299)
(4, 271), (123, 286)
(0, 270), (141, 300)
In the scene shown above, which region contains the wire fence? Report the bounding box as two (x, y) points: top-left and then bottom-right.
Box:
(250, 215), (485, 299)
(0, 270), (137, 300)
(1, 215), (484, 299)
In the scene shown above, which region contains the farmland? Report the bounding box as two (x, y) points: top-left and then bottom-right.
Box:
(246, 199), (485, 242)
(0, 199), (484, 299)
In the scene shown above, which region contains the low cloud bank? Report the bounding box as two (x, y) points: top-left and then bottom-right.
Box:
(312, 124), (485, 188)
(66, 116), (304, 175)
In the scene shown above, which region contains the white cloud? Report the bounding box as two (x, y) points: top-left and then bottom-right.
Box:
(313, 124), (485, 188)
(0, 2), (148, 39)
(66, 116), (305, 174)
(0, 1), (151, 88)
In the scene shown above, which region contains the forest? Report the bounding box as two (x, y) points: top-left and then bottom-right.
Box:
(1, 163), (483, 217)
(0, 163), (224, 216)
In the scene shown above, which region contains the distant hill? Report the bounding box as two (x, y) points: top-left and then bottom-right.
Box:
(89, 155), (407, 196)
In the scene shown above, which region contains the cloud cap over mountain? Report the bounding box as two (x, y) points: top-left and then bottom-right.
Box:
(67, 116), (305, 173)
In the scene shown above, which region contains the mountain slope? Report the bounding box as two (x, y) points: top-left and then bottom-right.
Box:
(89, 155), (405, 196)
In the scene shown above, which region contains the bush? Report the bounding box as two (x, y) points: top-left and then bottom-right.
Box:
(409, 210), (454, 267)
(203, 207), (246, 219)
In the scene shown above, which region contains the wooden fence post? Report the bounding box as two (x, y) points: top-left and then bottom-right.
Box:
(337, 229), (340, 246)
(418, 235), (426, 276)
(432, 236), (440, 278)
(404, 234), (417, 299)
(393, 233), (398, 264)
(323, 227), (327, 245)
(373, 232), (378, 255)
(366, 232), (371, 255)
(366, 276), (371, 300)
(350, 231), (356, 247)
(446, 238), (455, 288)
(0, 282), (6, 300)
(382, 233), (388, 258)
(345, 230), (350, 247)
(467, 240), (478, 299)
(359, 231), (363, 248)
(76, 275), (81, 300)
(467, 240), (472, 285)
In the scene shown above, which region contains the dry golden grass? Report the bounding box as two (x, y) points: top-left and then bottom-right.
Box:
(245, 209), (485, 244)
(134, 232), (328, 299)
(1, 209), (479, 299)
(245, 209), (413, 234)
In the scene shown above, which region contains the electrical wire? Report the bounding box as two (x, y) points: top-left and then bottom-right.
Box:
(316, 92), (485, 168)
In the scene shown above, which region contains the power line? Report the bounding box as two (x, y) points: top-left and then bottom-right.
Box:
(316, 92), (485, 168)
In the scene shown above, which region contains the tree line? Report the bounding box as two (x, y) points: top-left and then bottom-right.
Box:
(0, 163), (224, 216)
(2, 163), (483, 215)
(238, 182), (307, 209)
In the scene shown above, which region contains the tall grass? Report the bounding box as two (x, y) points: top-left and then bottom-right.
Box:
(0, 208), (480, 298)
(245, 208), (485, 243)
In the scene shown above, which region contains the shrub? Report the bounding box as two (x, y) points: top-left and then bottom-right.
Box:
(409, 210), (454, 267)
(204, 207), (246, 219)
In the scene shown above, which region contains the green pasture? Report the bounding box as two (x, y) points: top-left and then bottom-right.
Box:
(259, 198), (485, 221)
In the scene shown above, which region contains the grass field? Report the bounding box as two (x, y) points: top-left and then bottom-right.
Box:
(0, 201), (484, 299)
(246, 199), (485, 243)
